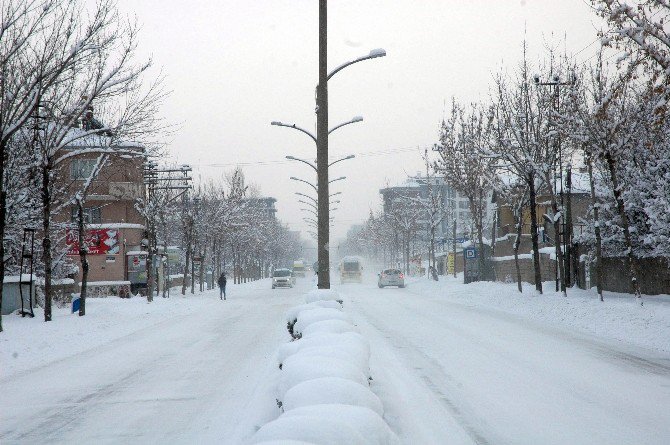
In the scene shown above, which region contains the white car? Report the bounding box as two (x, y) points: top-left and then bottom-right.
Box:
(272, 268), (293, 289)
(378, 269), (405, 288)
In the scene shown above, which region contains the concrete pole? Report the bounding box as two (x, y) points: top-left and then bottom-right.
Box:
(316, 0), (330, 288)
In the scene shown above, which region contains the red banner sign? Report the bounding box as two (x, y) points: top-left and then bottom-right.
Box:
(66, 229), (120, 255)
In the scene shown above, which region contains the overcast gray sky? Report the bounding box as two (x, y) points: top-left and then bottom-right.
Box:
(118, 0), (602, 242)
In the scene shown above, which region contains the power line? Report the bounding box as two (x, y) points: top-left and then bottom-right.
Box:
(190, 145), (427, 169)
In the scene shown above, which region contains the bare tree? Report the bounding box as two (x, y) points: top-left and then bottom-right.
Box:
(435, 100), (497, 281)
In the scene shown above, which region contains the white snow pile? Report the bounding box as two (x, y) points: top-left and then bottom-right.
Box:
(252, 289), (399, 445)
(285, 301), (342, 339)
(304, 289), (342, 304)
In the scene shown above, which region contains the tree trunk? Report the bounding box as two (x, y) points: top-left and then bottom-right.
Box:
(0, 187), (5, 332)
(528, 172), (543, 294)
(182, 225), (191, 296)
(452, 220), (457, 278)
(514, 204), (523, 293)
(549, 189), (567, 297)
(604, 152), (642, 302)
(564, 165), (573, 287)
(146, 221), (154, 302)
(41, 164), (53, 321)
(77, 201), (89, 316)
(199, 240), (207, 292)
(587, 155), (603, 301)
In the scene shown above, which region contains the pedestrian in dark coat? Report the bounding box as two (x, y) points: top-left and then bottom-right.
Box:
(218, 272), (227, 300)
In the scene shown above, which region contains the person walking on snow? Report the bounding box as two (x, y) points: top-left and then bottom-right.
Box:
(218, 272), (227, 300)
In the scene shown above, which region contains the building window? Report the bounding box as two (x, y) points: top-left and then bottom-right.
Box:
(71, 206), (101, 224)
(70, 159), (98, 180)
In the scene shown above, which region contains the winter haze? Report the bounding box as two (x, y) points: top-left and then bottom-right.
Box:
(118, 0), (599, 241)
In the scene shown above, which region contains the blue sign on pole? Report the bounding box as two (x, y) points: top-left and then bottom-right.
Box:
(464, 247), (477, 259)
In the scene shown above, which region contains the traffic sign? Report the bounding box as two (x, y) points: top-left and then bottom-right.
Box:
(464, 247), (477, 259)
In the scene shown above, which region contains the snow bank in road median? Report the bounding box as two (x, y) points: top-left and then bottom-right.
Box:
(252, 288), (399, 444)
(276, 331), (370, 368)
(292, 308), (351, 336)
(282, 377), (384, 415)
(278, 354), (369, 400)
(304, 289), (342, 304)
(252, 405), (399, 445)
(284, 301), (342, 325)
(251, 415), (367, 445)
(299, 318), (356, 337)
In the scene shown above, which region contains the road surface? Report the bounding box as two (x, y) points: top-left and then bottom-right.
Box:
(340, 278), (670, 445)
(2, 276), (670, 444)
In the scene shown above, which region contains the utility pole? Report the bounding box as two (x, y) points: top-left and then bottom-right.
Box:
(452, 220), (457, 278)
(535, 73), (573, 295)
(316, 0), (330, 289)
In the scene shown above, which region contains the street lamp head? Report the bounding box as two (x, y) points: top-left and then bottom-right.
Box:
(369, 48), (386, 58)
(285, 155), (295, 160)
(271, 121), (282, 126)
(345, 154), (355, 160)
(351, 116), (363, 123)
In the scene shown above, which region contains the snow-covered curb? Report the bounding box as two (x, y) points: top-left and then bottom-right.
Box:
(251, 289), (399, 445)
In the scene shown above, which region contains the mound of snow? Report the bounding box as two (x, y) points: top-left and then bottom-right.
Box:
(281, 345), (370, 377)
(293, 308), (351, 335)
(277, 332), (370, 366)
(251, 415), (367, 445)
(279, 355), (368, 399)
(255, 441), (316, 445)
(305, 289), (341, 304)
(283, 377), (383, 416)
(300, 319), (356, 337)
(285, 301), (342, 324)
(282, 405), (400, 445)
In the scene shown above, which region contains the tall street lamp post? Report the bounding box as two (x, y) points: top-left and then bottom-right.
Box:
(275, 2), (385, 288)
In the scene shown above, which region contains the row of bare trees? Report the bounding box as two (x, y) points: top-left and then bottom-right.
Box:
(1, 0), (164, 330)
(435, 1), (670, 301)
(143, 167), (303, 300)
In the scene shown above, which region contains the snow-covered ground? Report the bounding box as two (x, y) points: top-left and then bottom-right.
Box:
(0, 279), (307, 444)
(342, 274), (670, 444)
(1, 274), (669, 444)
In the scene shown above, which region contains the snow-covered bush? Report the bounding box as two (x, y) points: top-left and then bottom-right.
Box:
(281, 345), (371, 377)
(285, 301), (342, 338)
(282, 377), (383, 415)
(255, 441), (316, 445)
(292, 308), (351, 338)
(304, 289), (342, 304)
(253, 405), (399, 445)
(278, 354), (369, 400)
(300, 319), (356, 338)
(251, 415), (367, 445)
(277, 331), (370, 367)
(254, 289), (399, 444)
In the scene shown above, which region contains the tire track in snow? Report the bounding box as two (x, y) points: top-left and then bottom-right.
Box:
(347, 294), (497, 445)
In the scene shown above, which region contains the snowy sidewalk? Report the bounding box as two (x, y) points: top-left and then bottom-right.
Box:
(0, 278), (306, 444)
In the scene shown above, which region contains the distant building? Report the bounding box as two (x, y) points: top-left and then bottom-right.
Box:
(379, 175), (495, 243)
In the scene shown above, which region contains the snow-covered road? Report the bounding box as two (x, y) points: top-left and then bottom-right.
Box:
(340, 278), (670, 445)
(2, 275), (669, 444)
(1, 279), (308, 444)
